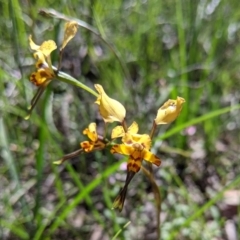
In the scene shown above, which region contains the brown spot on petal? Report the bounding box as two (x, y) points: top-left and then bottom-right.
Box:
(36, 62), (44, 68)
(30, 73), (37, 85)
(127, 158), (141, 173)
(110, 146), (117, 154)
(40, 71), (48, 78)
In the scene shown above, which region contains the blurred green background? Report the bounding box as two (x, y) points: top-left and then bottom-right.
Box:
(1, 0), (240, 239)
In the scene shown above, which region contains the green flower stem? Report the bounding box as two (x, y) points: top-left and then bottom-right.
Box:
(148, 120), (160, 238)
(55, 68), (98, 97)
(149, 120), (157, 140)
(112, 221), (131, 240)
(142, 166), (161, 239)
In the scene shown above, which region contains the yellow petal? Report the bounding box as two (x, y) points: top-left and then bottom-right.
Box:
(94, 84), (126, 123)
(29, 35), (57, 56)
(29, 35), (40, 50)
(155, 96), (185, 125)
(111, 125), (125, 139)
(111, 122), (139, 139)
(127, 156), (142, 173)
(127, 121), (139, 134)
(30, 68), (54, 86)
(80, 141), (94, 152)
(122, 133), (140, 145)
(110, 144), (133, 156)
(34, 51), (47, 62)
(143, 149), (161, 166)
(122, 133), (151, 150)
(39, 40), (57, 56)
(137, 134), (151, 150)
(83, 123), (98, 142)
(61, 21), (78, 51)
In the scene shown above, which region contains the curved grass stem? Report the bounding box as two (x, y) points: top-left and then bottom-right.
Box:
(39, 8), (131, 81)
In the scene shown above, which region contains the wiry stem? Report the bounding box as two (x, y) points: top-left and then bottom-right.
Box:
(146, 120), (161, 238)
(149, 120), (157, 139)
(103, 123), (108, 139)
(54, 149), (83, 165)
(121, 119), (128, 132)
(57, 49), (63, 72)
(112, 221), (131, 240)
(142, 166), (161, 239)
(25, 80), (51, 120)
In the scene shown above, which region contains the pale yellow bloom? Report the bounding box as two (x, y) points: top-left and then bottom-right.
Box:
(94, 84), (126, 123)
(155, 96), (185, 125)
(60, 21), (78, 51)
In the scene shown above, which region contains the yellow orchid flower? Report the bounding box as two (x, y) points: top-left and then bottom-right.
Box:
(25, 36), (57, 119)
(30, 58), (55, 86)
(111, 121), (161, 172)
(94, 84), (126, 123)
(111, 122), (161, 211)
(111, 121), (138, 139)
(111, 133), (161, 172)
(29, 35), (57, 86)
(154, 96), (185, 125)
(80, 122), (106, 152)
(54, 123), (106, 165)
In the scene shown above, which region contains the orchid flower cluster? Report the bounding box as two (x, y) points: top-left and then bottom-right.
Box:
(27, 21), (185, 212)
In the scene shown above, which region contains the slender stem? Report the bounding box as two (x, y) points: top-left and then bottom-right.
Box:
(147, 120), (158, 174)
(103, 123), (108, 139)
(142, 166), (161, 239)
(29, 85), (46, 108)
(57, 49), (63, 71)
(149, 120), (157, 139)
(112, 221), (131, 240)
(25, 81), (50, 120)
(148, 120), (161, 238)
(54, 149), (83, 164)
(121, 119), (128, 132)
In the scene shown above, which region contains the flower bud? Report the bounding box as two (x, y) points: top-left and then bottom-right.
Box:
(155, 96), (185, 125)
(94, 84), (126, 123)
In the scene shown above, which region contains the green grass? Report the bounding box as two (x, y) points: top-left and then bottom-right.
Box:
(1, 0), (240, 239)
